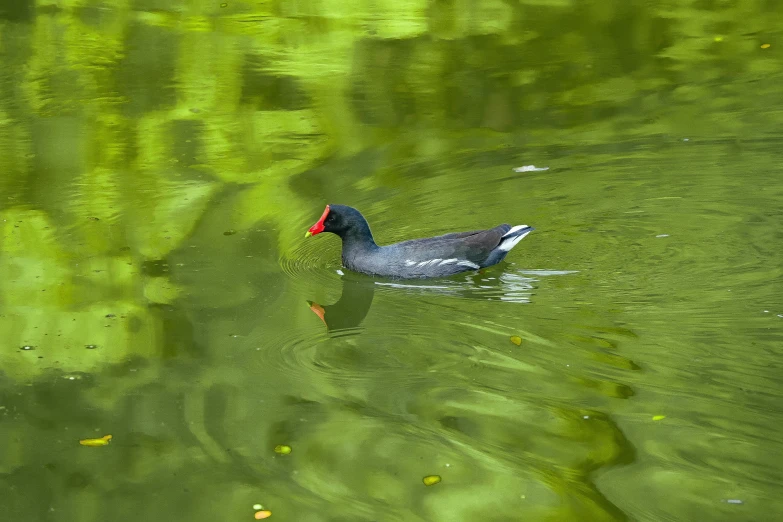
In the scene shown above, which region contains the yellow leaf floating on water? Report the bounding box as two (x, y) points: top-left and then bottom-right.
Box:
(510, 336), (522, 346)
(422, 475), (441, 486)
(254, 510), (272, 520)
(274, 444), (292, 455)
(652, 415), (666, 421)
(79, 434), (112, 446)
(760, 43), (771, 49)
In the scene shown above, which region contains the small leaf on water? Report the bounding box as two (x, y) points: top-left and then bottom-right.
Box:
(760, 43), (771, 49)
(274, 444), (292, 455)
(79, 434), (112, 447)
(652, 415), (666, 421)
(422, 475), (441, 486)
(254, 510), (272, 519)
(510, 336), (522, 346)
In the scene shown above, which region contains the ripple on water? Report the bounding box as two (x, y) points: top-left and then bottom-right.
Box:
(256, 321), (328, 373)
(280, 226), (348, 284)
(255, 317), (393, 389)
(374, 267), (577, 304)
(284, 251), (579, 345)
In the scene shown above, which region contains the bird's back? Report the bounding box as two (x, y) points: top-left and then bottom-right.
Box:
(345, 224), (520, 278)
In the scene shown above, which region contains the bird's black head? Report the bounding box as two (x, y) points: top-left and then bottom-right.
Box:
(305, 204), (371, 240)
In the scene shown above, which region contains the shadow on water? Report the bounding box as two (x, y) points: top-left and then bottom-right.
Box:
(306, 265), (579, 334)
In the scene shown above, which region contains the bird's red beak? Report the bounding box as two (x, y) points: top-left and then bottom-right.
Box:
(305, 205), (330, 237)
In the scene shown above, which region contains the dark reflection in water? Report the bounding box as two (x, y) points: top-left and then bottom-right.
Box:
(306, 267), (559, 333)
(307, 274), (375, 333)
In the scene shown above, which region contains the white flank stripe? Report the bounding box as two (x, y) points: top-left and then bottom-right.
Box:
(417, 258), (442, 268)
(502, 224), (529, 238)
(439, 258), (458, 265)
(458, 260), (480, 269)
(405, 260), (416, 266)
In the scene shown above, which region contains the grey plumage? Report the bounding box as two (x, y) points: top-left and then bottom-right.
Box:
(307, 204), (533, 279)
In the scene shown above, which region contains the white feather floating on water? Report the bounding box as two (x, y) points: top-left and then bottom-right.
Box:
(513, 165), (549, 172)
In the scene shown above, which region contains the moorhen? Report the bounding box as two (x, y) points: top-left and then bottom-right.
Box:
(305, 205), (533, 279)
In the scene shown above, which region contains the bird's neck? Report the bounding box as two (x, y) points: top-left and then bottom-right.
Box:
(340, 222), (378, 261)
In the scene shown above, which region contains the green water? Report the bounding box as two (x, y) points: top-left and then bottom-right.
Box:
(2, 1), (782, 521)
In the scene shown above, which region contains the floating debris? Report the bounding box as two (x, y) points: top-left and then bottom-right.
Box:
(252, 504), (264, 511)
(656, 234), (669, 238)
(274, 444), (292, 455)
(652, 415), (666, 421)
(223, 229), (237, 236)
(513, 165), (549, 173)
(422, 475), (441, 486)
(79, 434), (112, 447)
(254, 510), (272, 519)
(85, 344), (98, 350)
(726, 499), (743, 504)
(510, 336), (522, 346)
(20, 345), (36, 351)
(760, 43), (770, 49)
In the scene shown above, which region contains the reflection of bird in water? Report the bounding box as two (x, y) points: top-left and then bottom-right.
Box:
(307, 267), (570, 332)
(373, 269), (541, 303)
(307, 275), (375, 333)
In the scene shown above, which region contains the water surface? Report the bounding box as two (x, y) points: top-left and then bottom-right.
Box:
(1, 1), (782, 521)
